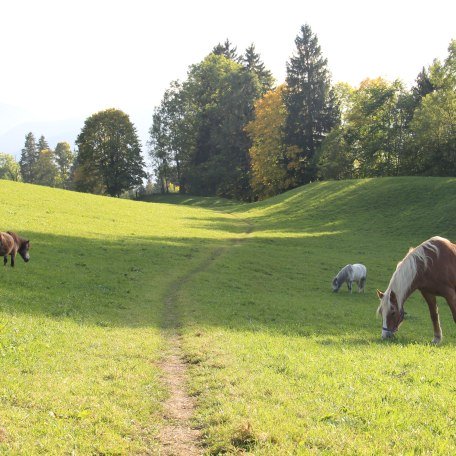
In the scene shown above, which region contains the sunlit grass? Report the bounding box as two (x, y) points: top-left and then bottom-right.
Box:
(1, 177), (455, 454)
(177, 177), (456, 454)
(0, 180), (237, 453)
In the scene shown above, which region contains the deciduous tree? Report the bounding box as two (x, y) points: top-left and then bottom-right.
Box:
(245, 85), (290, 199)
(54, 142), (74, 188)
(75, 109), (146, 196)
(409, 40), (456, 175)
(0, 153), (22, 181)
(34, 149), (59, 187)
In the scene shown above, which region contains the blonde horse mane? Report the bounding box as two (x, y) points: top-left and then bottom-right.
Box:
(378, 237), (442, 314)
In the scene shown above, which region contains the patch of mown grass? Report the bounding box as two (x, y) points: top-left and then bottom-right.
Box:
(178, 177), (456, 454)
(0, 180), (240, 453)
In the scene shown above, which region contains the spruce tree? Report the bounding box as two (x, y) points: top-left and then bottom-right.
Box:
(243, 44), (274, 95)
(412, 67), (435, 105)
(37, 135), (50, 153)
(20, 132), (39, 183)
(284, 24), (339, 185)
(212, 39), (239, 61)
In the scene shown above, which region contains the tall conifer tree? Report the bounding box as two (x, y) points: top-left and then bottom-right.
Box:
(20, 132), (38, 183)
(37, 135), (50, 153)
(284, 24), (339, 185)
(212, 39), (239, 61)
(243, 44), (274, 95)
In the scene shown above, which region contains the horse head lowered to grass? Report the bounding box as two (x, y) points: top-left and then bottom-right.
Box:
(0, 231), (30, 267)
(377, 236), (456, 344)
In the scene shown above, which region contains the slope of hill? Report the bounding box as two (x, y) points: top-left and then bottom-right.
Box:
(176, 177), (456, 454)
(0, 177), (455, 454)
(0, 180), (242, 453)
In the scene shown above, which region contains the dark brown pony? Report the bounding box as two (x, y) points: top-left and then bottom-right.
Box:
(0, 231), (30, 267)
(377, 236), (456, 344)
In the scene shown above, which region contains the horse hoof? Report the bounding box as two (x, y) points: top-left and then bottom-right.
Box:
(431, 337), (442, 345)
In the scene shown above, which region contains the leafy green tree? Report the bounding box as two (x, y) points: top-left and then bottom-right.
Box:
(54, 142), (74, 188)
(408, 40), (456, 175)
(149, 81), (193, 193)
(20, 132), (39, 183)
(0, 153), (22, 181)
(34, 149), (59, 187)
(284, 24), (339, 186)
(318, 78), (413, 178)
(409, 89), (456, 175)
(317, 127), (355, 180)
(182, 54), (260, 199)
(150, 107), (173, 193)
(75, 109), (146, 197)
(243, 44), (274, 95)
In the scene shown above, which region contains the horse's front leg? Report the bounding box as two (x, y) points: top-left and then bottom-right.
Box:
(420, 290), (442, 344)
(442, 287), (456, 324)
(347, 281), (352, 293)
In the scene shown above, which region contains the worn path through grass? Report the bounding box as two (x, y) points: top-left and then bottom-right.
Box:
(158, 211), (253, 455)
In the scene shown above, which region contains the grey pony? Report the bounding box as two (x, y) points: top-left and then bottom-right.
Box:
(332, 263), (367, 293)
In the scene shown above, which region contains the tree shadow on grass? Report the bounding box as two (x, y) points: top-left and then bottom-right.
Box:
(1, 223), (454, 347)
(0, 230), (227, 329)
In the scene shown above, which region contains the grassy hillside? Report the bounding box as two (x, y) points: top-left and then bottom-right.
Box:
(0, 177), (455, 454)
(0, 180), (241, 453)
(176, 177), (456, 454)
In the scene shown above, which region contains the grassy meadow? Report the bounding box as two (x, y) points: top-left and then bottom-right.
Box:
(175, 177), (456, 454)
(0, 180), (237, 454)
(0, 176), (455, 454)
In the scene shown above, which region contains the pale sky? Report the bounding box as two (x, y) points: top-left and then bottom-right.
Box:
(1, 0), (455, 151)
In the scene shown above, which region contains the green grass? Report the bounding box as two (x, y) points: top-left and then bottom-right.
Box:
(0, 181), (237, 454)
(175, 177), (456, 454)
(1, 177), (455, 454)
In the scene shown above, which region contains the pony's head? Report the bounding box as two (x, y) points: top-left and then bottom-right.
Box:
(18, 239), (30, 262)
(332, 276), (341, 292)
(376, 289), (404, 339)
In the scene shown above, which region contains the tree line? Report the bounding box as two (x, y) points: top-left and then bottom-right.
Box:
(2, 25), (454, 201)
(1, 109), (147, 197)
(150, 25), (456, 200)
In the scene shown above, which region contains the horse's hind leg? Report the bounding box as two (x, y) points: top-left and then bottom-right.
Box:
(3, 256), (7, 266)
(359, 277), (366, 293)
(420, 290), (442, 344)
(10, 253), (15, 267)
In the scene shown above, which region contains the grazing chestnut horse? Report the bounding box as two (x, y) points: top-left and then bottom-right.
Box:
(0, 231), (30, 267)
(377, 236), (456, 344)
